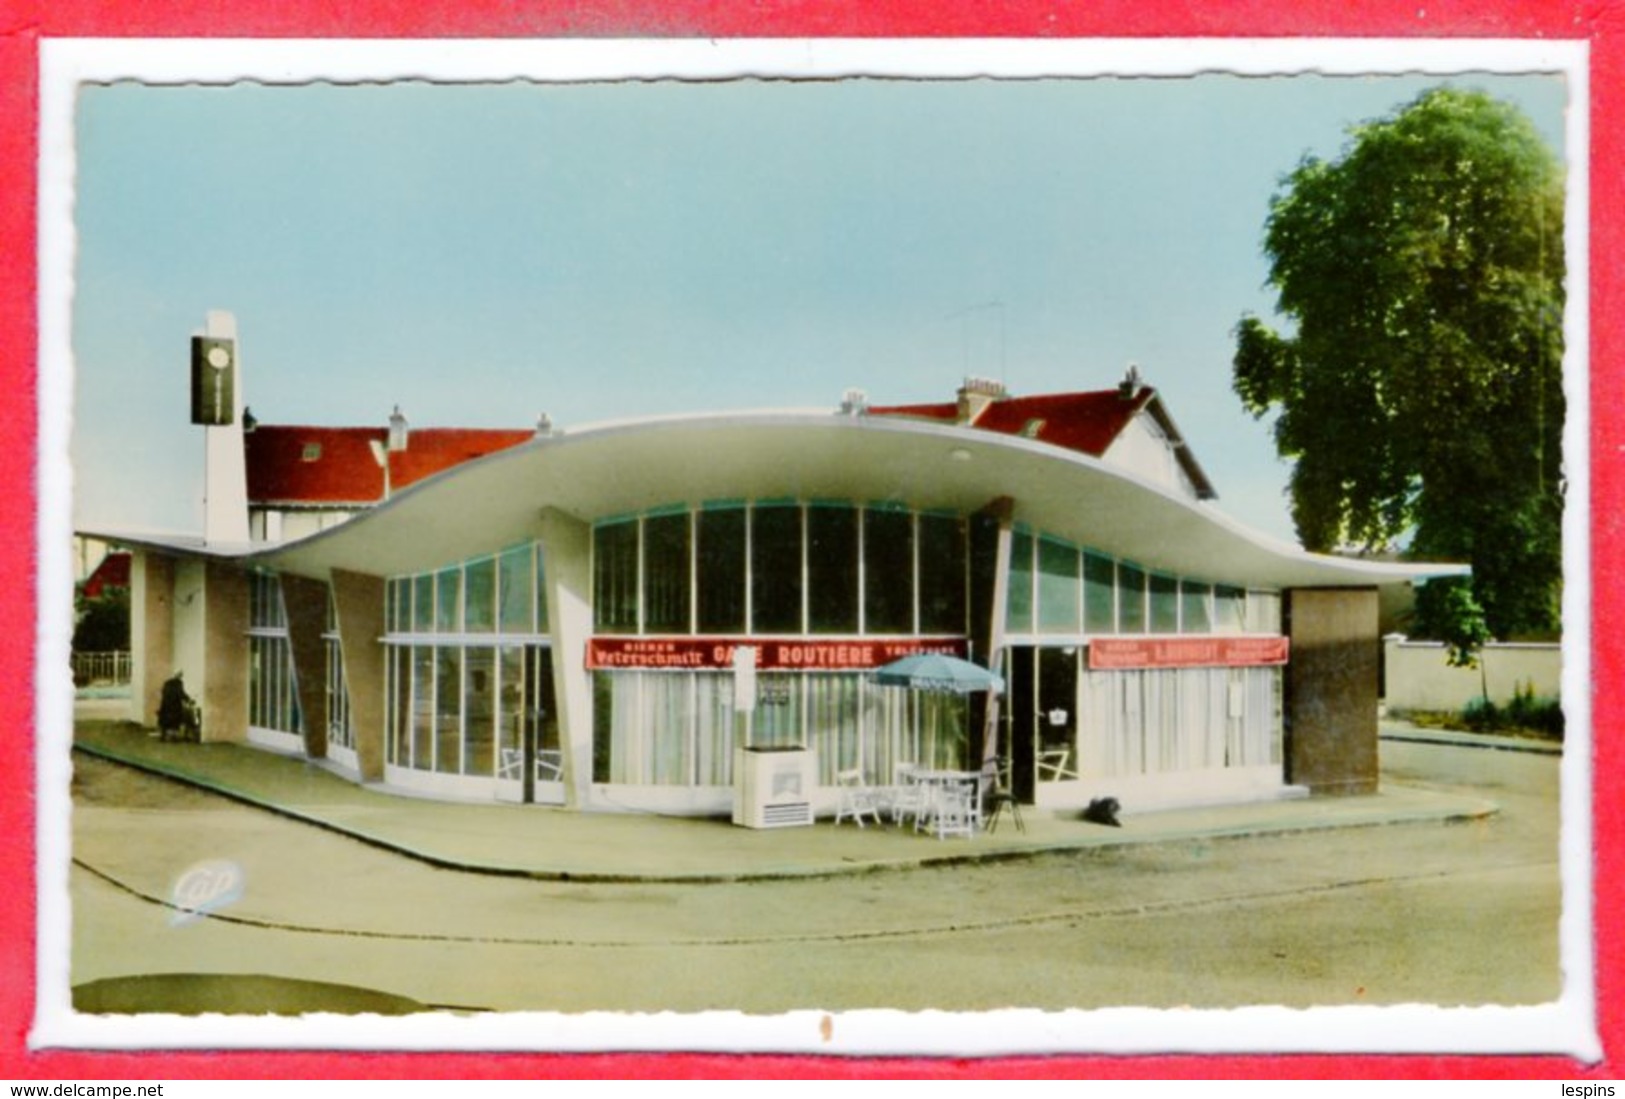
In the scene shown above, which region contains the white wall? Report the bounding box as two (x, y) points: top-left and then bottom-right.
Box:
(1383, 636), (1562, 712)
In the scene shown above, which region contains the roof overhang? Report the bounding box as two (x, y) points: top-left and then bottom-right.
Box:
(232, 411), (1463, 617)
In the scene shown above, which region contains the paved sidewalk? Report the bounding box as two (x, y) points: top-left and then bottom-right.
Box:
(72, 716), (1500, 883)
(1379, 718), (1564, 755)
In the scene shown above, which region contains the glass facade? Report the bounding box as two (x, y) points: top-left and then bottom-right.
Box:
(593, 669), (967, 788)
(593, 502), (970, 637)
(384, 543), (556, 783)
(1004, 530), (1281, 639)
(248, 571), (301, 736)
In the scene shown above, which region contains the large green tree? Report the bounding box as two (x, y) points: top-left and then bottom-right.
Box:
(1234, 87), (1565, 638)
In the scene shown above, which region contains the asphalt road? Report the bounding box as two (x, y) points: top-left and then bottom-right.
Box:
(66, 738), (1562, 1015)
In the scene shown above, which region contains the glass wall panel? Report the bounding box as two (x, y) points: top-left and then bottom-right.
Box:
(863, 508), (914, 634)
(807, 507), (859, 634)
(390, 646), (410, 765)
(534, 545), (549, 632)
(463, 647), (496, 775)
(645, 674), (695, 785)
(1118, 563), (1147, 634)
(643, 512), (692, 634)
(412, 574), (434, 633)
(411, 645), (434, 770)
(1037, 538), (1081, 634)
(497, 644), (523, 779)
(464, 558), (496, 634)
(1181, 581), (1213, 634)
(436, 647), (462, 772)
(1214, 585), (1245, 633)
(1084, 553), (1116, 634)
(751, 505), (804, 633)
(917, 514), (966, 634)
(435, 568), (461, 634)
(1007, 531), (1035, 633)
(498, 546), (533, 634)
(696, 507), (747, 634)
(1150, 573), (1180, 633)
(694, 675), (735, 785)
(391, 578), (410, 634)
(751, 674), (805, 745)
(594, 520), (639, 633)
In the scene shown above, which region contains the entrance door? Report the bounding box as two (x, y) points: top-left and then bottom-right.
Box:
(496, 644), (562, 804)
(1006, 647), (1036, 803)
(1006, 646), (1080, 803)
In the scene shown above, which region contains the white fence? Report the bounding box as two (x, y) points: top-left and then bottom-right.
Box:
(72, 650), (131, 686)
(1382, 636), (1560, 713)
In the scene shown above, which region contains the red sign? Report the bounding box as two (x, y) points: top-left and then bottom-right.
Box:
(1088, 636), (1290, 671)
(587, 636), (969, 672)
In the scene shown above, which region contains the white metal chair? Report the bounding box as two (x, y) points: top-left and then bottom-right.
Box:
(929, 778), (976, 839)
(1037, 746), (1077, 782)
(886, 762), (928, 826)
(833, 768), (882, 827)
(536, 749), (565, 783)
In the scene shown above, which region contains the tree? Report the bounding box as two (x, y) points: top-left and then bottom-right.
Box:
(1234, 87), (1565, 638)
(73, 586), (130, 655)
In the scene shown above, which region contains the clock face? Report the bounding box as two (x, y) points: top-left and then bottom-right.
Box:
(207, 346), (232, 370)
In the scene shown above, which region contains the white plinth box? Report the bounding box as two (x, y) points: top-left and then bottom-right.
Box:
(732, 745), (816, 828)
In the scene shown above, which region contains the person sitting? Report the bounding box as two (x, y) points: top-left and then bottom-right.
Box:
(157, 671), (200, 742)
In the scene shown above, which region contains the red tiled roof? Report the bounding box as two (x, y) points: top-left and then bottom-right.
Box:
(82, 551), (131, 598)
(869, 387), (1154, 458)
(246, 425), (533, 506)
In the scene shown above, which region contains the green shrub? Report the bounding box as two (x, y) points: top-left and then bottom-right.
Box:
(1458, 680), (1563, 740)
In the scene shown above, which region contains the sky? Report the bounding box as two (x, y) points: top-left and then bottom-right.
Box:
(63, 56), (1572, 544)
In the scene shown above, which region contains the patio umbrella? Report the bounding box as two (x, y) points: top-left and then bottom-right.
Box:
(872, 653), (1005, 695)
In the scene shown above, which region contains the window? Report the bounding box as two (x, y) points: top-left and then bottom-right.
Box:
(643, 512), (692, 634)
(863, 508), (914, 634)
(917, 514), (966, 634)
(1084, 553), (1116, 634)
(751, 505), (804, 633)
(696, 507), (747, 634)
(464, 557), (495, 634)
(807, 506), (858, 634)
(1180, 581), (1212, 634)
(498, 545), (534, 634)
(1006, 531), (1035, 633)
(1150, 573), (1180, 633)
(1037, 537), (1081, 634)
(1118, 564), (1147, 634)
(594, 520), (639, 633)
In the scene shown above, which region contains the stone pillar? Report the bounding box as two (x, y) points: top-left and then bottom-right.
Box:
(1284, 587), (1380, 796)
(129, 550), (175, 727)
(201, 560), (249, 743)
(331, 569), (387, 783)
(968, 496), (1014, 769)
(281, 573), (331, 760)
(537, 507), (593, 810)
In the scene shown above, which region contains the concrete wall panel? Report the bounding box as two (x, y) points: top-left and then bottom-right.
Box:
(1285, 587), (1379, 797)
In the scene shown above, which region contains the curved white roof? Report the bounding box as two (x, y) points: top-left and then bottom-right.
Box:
(249, 410), (1465, 611)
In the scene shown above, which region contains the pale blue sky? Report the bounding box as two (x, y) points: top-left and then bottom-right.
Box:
(68, 71), (1570, 541)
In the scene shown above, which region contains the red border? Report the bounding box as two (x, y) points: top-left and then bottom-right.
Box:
(4, 0), (1614, 1081)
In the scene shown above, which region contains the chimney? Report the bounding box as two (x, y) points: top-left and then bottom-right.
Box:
(1118, 363), (1144, 400)
(387, 405), (409, 451)
(956, 376), (1006, 424)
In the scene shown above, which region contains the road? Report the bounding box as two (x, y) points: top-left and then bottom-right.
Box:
(66, 739), (1562, 1015)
